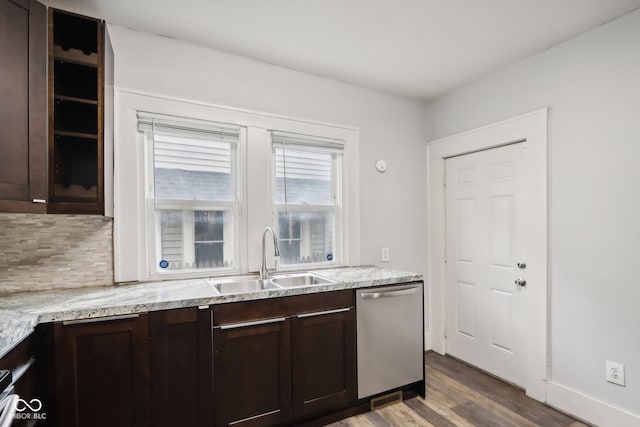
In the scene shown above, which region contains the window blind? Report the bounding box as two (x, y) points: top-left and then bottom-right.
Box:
(138, 112), (239, 201)
(137, 111), (241, 141)
(272, 131), (342, 207)
(271, 131), (344, 152)
(271, 131), (343, 181)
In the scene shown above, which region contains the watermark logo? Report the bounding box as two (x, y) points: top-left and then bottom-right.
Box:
(15, 398), (42, 412)
(14, 398), (47, 421)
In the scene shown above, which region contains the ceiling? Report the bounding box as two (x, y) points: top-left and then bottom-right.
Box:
(45, 0), (640, 100)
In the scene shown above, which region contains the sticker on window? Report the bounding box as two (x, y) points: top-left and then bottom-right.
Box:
(326, 253), (333, 261)
(159, 259), (169, 269)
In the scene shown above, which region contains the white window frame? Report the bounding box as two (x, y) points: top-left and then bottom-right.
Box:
(140, 116), (244, 278)
(270, 136), (344, 269)
(114, 90), (359, 283)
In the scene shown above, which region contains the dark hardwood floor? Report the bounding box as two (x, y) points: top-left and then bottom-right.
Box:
(326, 352), (589, 427)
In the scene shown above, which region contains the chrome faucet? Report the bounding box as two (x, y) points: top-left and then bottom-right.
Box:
(260, 227), (280, 280)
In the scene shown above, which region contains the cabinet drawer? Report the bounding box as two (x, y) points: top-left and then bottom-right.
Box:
(213, 290), (353, 325)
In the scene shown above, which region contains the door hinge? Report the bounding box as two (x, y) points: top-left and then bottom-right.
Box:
(443, 174), (446, 187)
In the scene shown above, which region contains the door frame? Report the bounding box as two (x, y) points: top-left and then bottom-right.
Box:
(426, 109), (548, 401)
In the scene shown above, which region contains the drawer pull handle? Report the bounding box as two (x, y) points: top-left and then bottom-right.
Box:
(296, 307), (351, 318)
(219, 317), (286, 330)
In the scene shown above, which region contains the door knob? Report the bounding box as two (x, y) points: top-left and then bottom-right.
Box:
(514, 278), (527, 287)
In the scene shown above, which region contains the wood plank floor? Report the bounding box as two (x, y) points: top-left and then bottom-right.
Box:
(326, 352), (589, 427)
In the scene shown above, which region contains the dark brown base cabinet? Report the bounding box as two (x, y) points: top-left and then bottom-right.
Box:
(53, 314), (151, 427)
(49, 289), (418, 427)
(149, 307), (214, 427)
(291, 305), (356, 419)
(213, 312), (292, 427)
(0, 335), (41, 427)
(212, 290), (356, 427)
(53, 308), (213, 427)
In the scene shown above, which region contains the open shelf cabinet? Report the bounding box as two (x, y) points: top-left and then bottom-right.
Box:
(48, 8), (104, 214)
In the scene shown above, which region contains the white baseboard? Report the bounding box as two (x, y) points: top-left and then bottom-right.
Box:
(424, 332), (432, 351)
(546, 381), (640, 427)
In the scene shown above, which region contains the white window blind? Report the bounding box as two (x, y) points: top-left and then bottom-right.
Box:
(137, 112), (241, 274)
(272, 131), (343, 206)
(271, 131), (344, 151)
(137, 112), (241, 139)
(271, 131), (343, 266)
(138, 112), (240, 202)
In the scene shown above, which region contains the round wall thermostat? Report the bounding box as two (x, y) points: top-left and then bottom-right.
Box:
(375, 160), (387, 173)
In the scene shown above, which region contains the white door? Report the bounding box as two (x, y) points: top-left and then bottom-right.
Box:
(445, 142), (529, 387)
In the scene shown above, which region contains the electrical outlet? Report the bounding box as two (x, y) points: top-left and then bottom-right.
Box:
(381, 248), (390, 263)
(606, 360), (625, 386)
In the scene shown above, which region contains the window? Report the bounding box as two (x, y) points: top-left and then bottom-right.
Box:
(138, 112), (241, 275)
(117, 92), (358, 282)
(272, 132), (343, 266)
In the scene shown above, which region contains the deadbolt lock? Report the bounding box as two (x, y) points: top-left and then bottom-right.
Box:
(517, 261), (527, 269)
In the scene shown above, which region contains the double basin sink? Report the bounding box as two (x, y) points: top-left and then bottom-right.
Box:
(208, 272), (335, 295)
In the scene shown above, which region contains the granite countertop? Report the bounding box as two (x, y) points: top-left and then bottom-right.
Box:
(0, 266), (422, 359)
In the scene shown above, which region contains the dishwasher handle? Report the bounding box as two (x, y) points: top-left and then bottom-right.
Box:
(359, 286), (418, 299)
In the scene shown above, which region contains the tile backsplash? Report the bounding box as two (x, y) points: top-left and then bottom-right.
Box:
(0, 213), (114, 293)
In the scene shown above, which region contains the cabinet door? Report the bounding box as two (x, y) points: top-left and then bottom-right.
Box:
(54, 314), (150, 427)
(0, 335), (38, 427)
(214, 317), (292, 427)
(0, 0), (47, 213)
(149, 307), (213, 427)
(291, 306), (356, 419)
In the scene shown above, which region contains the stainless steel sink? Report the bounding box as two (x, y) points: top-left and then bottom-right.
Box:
(271, 273), (335, 288)
(208, 272), (335, 294)
(210, 278), (280, 294)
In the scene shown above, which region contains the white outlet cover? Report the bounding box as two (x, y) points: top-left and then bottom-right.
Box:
(606, 360), (625, 386)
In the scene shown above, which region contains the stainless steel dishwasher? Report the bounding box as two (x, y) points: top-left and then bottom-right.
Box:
(356, 282), (424, 399)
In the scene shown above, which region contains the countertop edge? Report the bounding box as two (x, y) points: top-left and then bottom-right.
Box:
(0, 310), (39, 360)
(0, 267), (423, 358)
(34, 274), (423, 323)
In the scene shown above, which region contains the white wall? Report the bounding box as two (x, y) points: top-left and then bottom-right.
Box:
(427, 8), (640, 422)
(106, 26), (429, 277)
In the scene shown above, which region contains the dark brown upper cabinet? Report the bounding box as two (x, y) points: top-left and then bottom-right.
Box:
(0, 0), (47, 213)
(48, 8), (104, 214)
